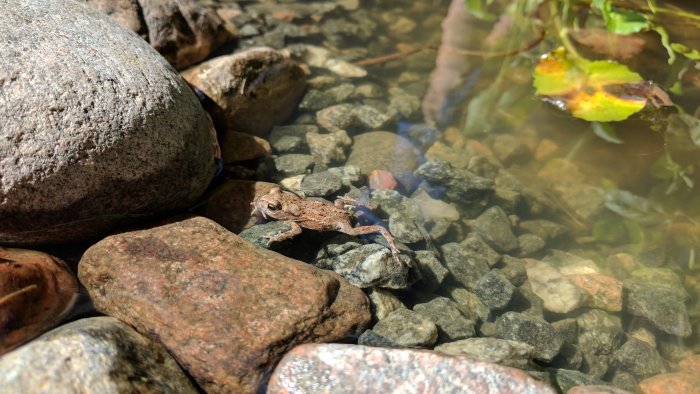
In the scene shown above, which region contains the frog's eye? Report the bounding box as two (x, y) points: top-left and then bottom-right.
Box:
(267, 203), (278, 211)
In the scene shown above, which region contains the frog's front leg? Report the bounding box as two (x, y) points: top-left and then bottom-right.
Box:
(267, 221), (303, 244)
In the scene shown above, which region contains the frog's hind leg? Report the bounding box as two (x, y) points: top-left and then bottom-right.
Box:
(339, 223), (403, 266)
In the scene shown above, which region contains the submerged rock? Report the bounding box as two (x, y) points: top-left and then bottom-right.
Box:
(267, 344), (557, 393)
(78, 216), (369, 393)
(434, 338), (536, 370)
(0, 317), (197, 393)
(495, 311), (563, 362)
(413, 297), (476, 343)
(0, 248), (78, 355)
(347, 131), (421, 190)
(0, 0), (217, 244)
(359, 308), (438, 348)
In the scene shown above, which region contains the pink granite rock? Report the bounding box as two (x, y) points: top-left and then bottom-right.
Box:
(78, 216), (370, 393)
(268, 343), (556, 393)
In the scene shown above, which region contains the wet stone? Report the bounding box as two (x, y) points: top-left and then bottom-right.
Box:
(612, 339), (668, 380)
(544, 250), (600, 275)
(313, 243), (411, 289)
(576, 309), (626, 378)
(519, 219), (568, 242)
(413, 297), (476, 343)
(434, 338), (536, 370)
(273, 154), (316, 177)
(498, 256), (528, 287)
(549, 369), (607, 394)
(347, 131), (421, 190)
(267, 344), (557, 393)
(299, 171), (343, 197)
(473, 271), (516, 311)
(525, 260), (585, 314)
(354, 83), (384, 98)
(460, 232), (501, 267)
(567, 273), (622, 312)
(413, 250), (449, 292)
(639, 372), (700, 394)
(238, 221), (293, 250)
(366, 287), (404, 321)
(441, 242), (490, 290)
(404, 124), (439, 150)
(624, 273), (691, 337)
(509, 284), (545, 318)
(495, 311), (563, 362)
(517, 234), (546, 257)
(562, 385), (633, 394)
(474, 206), (519, 254)
(269, 124), (318, 153)
(388, 211), (424, 244)
(388, 86), (420, 118)
(327, 165), (362, 187)
(0, 317), (197, 394)
(299, 89), (336, 111)
(444, 286), (491, 324)
(359, 308), (438, 348)
(414, 160), (494, 204)
(306, 130), (350, 165)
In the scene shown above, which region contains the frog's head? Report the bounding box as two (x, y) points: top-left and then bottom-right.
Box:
(251, 186), (299, 221)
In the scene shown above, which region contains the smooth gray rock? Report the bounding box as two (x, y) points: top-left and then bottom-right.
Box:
(269, 125), (317, 153)
(359, 308), (437, 348)
(413, 297), (475, 343)
(612, 339), (668, 380)
(300, 171), (343, 197)
(474, 206), (519, 253)
(414, 160), (494, 204)
(0, 317), (197, 394)
(0, 0), (216, 244)
(434, 338), (536, 370)
(525, 260), (585, 314)
(273, 154), (316, 178)
(495, 312), (562, 362)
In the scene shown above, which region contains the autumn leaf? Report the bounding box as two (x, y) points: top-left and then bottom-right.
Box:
(533, 48), (672, 122)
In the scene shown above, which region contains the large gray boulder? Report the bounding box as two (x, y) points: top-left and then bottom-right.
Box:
(0, 0), (216, 245)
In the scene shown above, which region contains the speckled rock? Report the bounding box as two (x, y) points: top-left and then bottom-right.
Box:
(495, 311), (563, 362)
(414, 160), (494, 205)
(238, 221), (294, 250)
(299, 171), (343, 197)
(612, 339), (668, 380)
(78, 216), (370, 394)
(576, 309), (626, 378)
(200, 180), (277, 233)
(359, 308), (438, 348)
(549, 369), (608, 394)
(347, 131), (421, 190)
(83, 0), (146, 35)
(0, 317), (197, 393)
(413, 297), (476, 343)
(273, 154), (316, 177)
(444, 286), (491, 323)
(313, 243), (412, 289)
(434, 338), (536, 369)
(639, 372), (700, 394)
(566, 273), (622, 312)
(0, 0), (216, 244)
(473, 270), (516, 311)
(182, 47), (306, 136)
(269, 124), (318, 153)
(306, 130), (351, 164)
(525, 260), (585, 314)
(474, 206), (519, 253)
(267, 344), (557, 393)
(413, 250), (449, 292)
(441, 243), (490, 290)
(366, 288), (404, 321)
(1, 248), (78, 355)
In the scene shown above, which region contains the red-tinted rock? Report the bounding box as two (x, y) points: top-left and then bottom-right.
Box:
(78, 216), (370, 394)
(678, 354), (700, 374)
(368, 169), (398, 190)
(182, 48), (307, 137)
(639, 372), (700, 394)
(1, 248), (78, 355)
(568, 385), (634, 394)
(567, 273), (623, 312)
(347, 131), (421, 191)
(268, 344), (557, 393)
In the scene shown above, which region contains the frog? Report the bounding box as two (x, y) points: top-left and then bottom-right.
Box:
(251, 186), (404, 266)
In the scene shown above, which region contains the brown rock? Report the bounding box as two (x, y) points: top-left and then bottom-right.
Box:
(182, 47), (307, 137)
(220, 131), (271, 163)
(138, 0), (233, 69)
(678, 354), (700, 374)
(200, 180), (277, 233)
(78, 216), (370, 394)
(347, 131), (421, 190)
(639, 372), (700, 394)
(1, 248), (78, 355)
(566, 273), (623, 312)
(368, 169), (398, 190)
(267, 344), (557, 393)
(83, 0), (146, 36)
(568, 385), (634, 394)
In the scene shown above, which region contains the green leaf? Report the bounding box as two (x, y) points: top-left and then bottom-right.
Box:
(652, 25), (676, 64)
(464, 0), (496, 21)
(647, 0), (657, 13)
(533, 48), (652, 122)
(671, 43), (700, 60)
(592, 0), (650, 35)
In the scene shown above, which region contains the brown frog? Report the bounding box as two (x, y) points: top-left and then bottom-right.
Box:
(251, 186), (403, 266)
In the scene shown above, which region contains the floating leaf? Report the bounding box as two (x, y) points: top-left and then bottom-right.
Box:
(671, 43), (700, 60)
(463, 0), (496, 21)
(533, 48), (671, 122)
(592, 0), (650, 34)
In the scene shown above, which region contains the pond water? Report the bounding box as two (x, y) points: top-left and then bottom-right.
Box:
(207, 0), (699, 389)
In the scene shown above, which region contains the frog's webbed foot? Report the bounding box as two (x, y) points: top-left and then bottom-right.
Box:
(265, 221), (303, 245)
(341, 224), (404, 267)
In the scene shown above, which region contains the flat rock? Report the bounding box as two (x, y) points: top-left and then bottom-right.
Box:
(434, 338), (536, 369)
(413, 297), (476, 343)
(0, 317), (197, 393)
(182, 47), (306, 136)
(495, 311), (563, 362)
(359, 308), (438, 348)
(0, 0), (216, 244)
(267, 344), (557, 393)
(525, 260), (585, 314)
(624, 271), (692, 337)
(78, 216), (370, 394)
